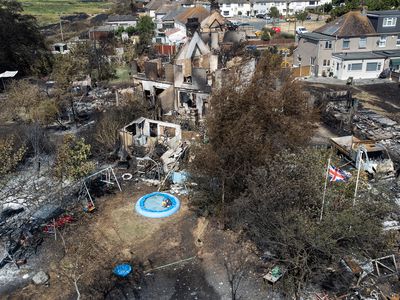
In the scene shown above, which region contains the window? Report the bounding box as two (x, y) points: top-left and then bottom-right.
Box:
(342, 38), (350, 49)
(225, 3), (231, 7)
(397, 35), (400, 46)
(348, 63), (362, 71)
(366, 62), (379, 71)
(323, 60), (330, 66)
(238, 3), (243, 6)
(379, 35), (387, 47)
(359, 37), (367, 48)
(309, 1), (316, 4)
(383, 17), (397, 27)
(223, 11), (229, 16)
(325, 40), (332, 49)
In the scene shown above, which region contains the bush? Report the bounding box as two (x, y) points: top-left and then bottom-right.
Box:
(280, 32), (295, 39)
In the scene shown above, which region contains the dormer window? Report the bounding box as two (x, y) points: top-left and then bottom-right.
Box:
(383, 17), (397, 27)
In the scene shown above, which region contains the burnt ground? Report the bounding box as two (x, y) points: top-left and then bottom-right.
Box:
(303, 82), (400, 121)
(3, 181), (269, 300)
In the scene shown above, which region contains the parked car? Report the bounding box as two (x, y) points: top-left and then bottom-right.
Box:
(256, 13), (265, 19)
(226, 21), (238, 31)
(271, 27), (281, 34)
(296, 26), (308, 34)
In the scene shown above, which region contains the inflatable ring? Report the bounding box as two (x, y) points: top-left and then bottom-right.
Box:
(122, 173), (133, 181)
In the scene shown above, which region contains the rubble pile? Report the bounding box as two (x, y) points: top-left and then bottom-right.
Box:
(353, 110), (400, 165)
(321, 91), (400, 166)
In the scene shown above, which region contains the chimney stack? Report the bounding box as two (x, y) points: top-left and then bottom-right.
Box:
(186, 17), (200, 37)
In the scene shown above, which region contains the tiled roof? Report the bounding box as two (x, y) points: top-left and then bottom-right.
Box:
(107, 15), (138, 22)
(315, 11), (375, 37)
(155, 3), (180, 15)
(201, 11), (226, 28)
(164, 6), (210, 24)
(163, 7), (186, 22)
(175, 6), (210, 24)
(146, 0), (167, 11)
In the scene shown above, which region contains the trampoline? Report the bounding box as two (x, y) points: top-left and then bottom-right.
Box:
(135, 192), (180, 218)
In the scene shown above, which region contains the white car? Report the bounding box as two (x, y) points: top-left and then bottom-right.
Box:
(296, 26), (308, 35)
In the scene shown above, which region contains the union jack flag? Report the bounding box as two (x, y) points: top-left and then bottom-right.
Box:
(328, 165), (351, 182)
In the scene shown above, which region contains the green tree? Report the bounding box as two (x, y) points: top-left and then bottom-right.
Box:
(135, 15), (155, 55)
(296, 10), (308, 24)
(52, 42), (115, 87)
(0, 135), (26, 176)
(54, 134), (94, 181)
(0, 0), (51, 76)
(330, 0), (400, 18)
(268, 6), (280, 25)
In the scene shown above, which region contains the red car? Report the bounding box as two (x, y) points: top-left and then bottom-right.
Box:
(271, 27), (281, 34)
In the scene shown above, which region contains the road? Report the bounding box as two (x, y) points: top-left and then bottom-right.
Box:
(231, 17), (327, 33)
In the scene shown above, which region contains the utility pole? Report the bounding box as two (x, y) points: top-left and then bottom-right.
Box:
(59, 14), (64, 42)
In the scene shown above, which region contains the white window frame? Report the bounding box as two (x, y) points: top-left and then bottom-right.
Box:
(366, 62), (381, 72)
(359, 37), (367, 49)
(323, 59), (330, 67)
(342, 38), (350, 49)
(379, 36), (387, 48)
(325, 40), (332, 49)
(383, 17), (397, 27)
(348, 63), (362, 71)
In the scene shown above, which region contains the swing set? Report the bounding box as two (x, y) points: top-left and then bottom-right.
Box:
(78, 167), (122, 212)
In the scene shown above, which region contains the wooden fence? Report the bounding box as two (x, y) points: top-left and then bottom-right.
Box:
(291, 65), (311, 77)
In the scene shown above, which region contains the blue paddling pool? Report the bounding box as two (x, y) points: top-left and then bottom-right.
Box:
(135, 192), (180, 218)
(113, 263), (132, 277)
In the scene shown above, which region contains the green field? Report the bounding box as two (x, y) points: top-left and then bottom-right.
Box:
(18, 0), (112, 25)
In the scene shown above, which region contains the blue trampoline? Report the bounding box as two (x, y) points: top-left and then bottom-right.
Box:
(135, 192), (180, 218)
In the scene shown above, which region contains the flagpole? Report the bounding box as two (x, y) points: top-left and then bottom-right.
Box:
(320, 157), (331, 222)
(353, 151), (363, 207)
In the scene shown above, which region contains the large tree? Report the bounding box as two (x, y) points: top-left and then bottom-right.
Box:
(0, 0), (51, 75)
(191, 53), (315, 216)
(135, 15), (155, 55)
(331, 0), (400, 18)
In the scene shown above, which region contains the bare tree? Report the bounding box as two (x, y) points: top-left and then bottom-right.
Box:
(223, 246), (250, 300)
